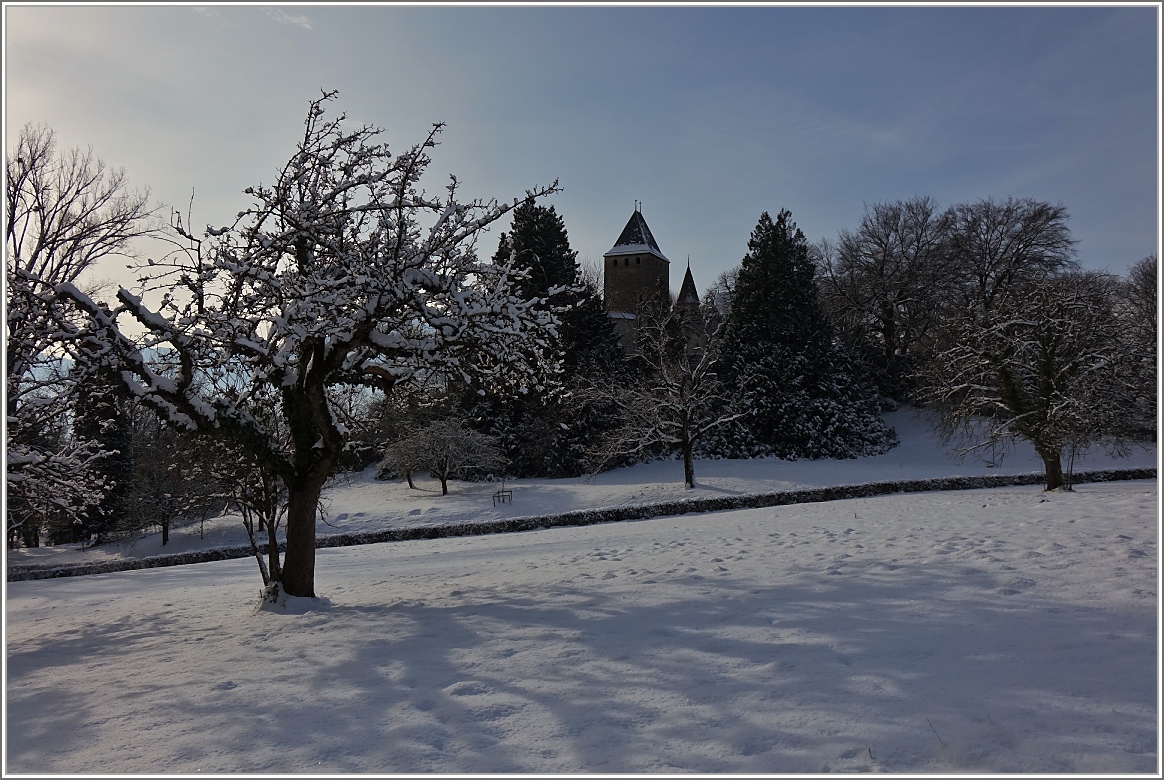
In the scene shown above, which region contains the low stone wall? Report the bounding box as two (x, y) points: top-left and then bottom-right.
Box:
(7, 468), (1155, 582)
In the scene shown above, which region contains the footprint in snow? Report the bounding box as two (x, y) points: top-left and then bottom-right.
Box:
(443, 681), (492, 697)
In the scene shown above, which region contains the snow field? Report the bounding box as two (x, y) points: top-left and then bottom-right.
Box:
(8, 408), (1157, 572)
(5, 480), (1157, 774)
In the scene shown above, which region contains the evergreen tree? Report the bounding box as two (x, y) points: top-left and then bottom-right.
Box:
(494, 200), (578, 300)
(71, 367), (134, 544)
(719, 210), (896, 459)
(466, 202), (624, 477)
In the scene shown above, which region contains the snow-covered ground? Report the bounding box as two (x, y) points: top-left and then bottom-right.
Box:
(7, 407), (1157, 567)
(4, 409), (1159, 773)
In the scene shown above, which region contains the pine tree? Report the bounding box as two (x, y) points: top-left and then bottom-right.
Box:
(494, 200), (578, 300)
(720, 210), (896, 459)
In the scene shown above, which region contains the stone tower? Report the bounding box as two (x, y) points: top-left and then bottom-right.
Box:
(603, 205), (670, 317)
(675, 260), (707, 355)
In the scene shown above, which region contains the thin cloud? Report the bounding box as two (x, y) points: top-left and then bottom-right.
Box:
(265, 8), (312, 31)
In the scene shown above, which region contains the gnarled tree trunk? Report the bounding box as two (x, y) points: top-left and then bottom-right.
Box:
(280, 473), (328, 597)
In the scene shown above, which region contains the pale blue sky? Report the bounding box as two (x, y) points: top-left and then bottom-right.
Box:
(5, 4), (1159, 297)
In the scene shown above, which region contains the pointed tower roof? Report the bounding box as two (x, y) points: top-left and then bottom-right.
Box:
(603, 208), (669, 262)
(677, 262), (699, 307)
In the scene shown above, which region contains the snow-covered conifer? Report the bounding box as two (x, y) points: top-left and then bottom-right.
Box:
(464, 201), (622, 478)
(717, 210), (896, 459)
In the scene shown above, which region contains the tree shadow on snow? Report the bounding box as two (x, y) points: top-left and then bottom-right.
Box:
(5, 559), (1157, 773)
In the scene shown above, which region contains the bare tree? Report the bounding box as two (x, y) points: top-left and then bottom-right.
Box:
(818, 197), (956, 398)
(121, 400), (239, 547)
(228, 453), (288, 593)
(381, 418), (506, 495)
(54, 92), (559, 598)
(590, 300), (742, 489)
(1122, 254), (1157, 350)
(378, 431), (426, 489)
(948, 197), (1078, 313)
(920, 271), (1142, 490)
(5, 123), (157, 545)
(1119, 254), (1157, 441)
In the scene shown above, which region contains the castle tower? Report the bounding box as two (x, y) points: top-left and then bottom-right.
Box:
(675, 260), (708, 356)
(676, 261), (700, 310)
(603, 205), (670, 316)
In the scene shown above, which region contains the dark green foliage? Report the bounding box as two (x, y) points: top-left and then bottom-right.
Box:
(718, 210), (896, 459)
(492, 200), (579, 301)
(467, 202), (625, 477)
(732, 211), (833, 347)
(70, 368), (134, 545)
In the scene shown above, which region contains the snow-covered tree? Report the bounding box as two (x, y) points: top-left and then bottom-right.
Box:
(921, 271), (1143, 490)
(718, 210), (896, 459)
(590, 300), (742, 488)
(6, 123), (157, 546)
(53, 91), (560, 599)
(381, 418), (505, 495)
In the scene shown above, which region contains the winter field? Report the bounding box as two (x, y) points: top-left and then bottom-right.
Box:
(4, 409), (1160, 774)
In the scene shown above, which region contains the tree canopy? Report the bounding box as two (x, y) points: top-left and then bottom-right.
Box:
(52, 91), (561, 598)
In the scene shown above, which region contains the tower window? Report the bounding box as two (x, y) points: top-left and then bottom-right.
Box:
(636, 257), (640, 264)
(625, 258), (629, 266)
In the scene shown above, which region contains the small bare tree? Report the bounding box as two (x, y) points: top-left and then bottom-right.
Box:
(590, 300), (743, 489)
(381, 418), (506, 495)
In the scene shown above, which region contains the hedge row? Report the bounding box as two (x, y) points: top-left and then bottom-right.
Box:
(7, 467), (1155, 583)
